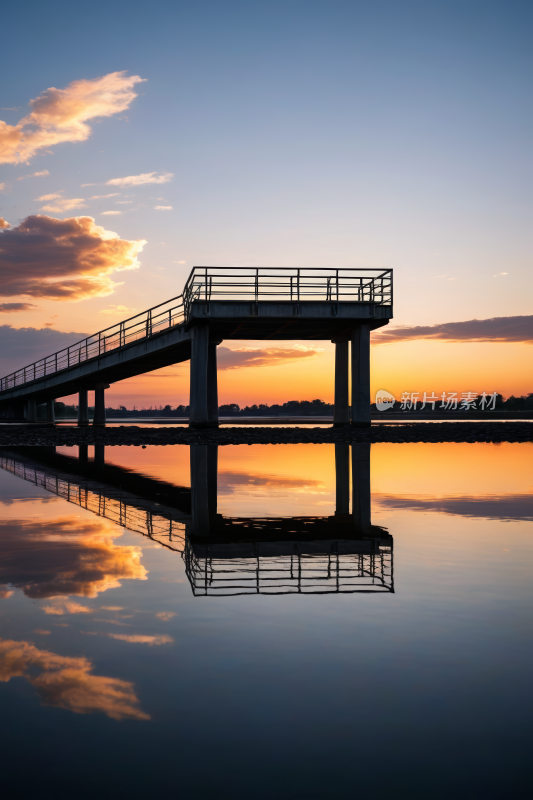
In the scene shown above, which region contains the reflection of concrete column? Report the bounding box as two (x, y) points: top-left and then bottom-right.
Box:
(351, 324), (371, 427)
(93, 386), (106, 426)
(207, 342), (219, 426)
(352, 443), (371, 532)
(27, 398), (38, 423)
(79, 444), (88, 467)
(190, 445), (218, 535)
(94, 444), (105, 469)
(335, 443), (350, 515)
(46, 398), (55, 424)
(190, 324), (210, 427)
(78, 389), (89, 426)
(333, 340), (350, 426)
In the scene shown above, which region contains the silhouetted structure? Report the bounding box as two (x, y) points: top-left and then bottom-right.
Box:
(0, 267), (392, 428)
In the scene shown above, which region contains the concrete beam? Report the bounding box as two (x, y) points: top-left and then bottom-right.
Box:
(190, 324), (211, 427)
(93, 387), (106, 426)
(335, 443), (350, 515)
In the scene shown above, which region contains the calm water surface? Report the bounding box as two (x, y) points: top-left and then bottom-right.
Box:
(0, 442), (531, 799)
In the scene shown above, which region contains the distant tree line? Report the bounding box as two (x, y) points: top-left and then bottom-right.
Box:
(39, 394), (533, 419)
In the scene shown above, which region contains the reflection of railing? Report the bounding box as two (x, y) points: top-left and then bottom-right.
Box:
(0, 454), (186, 552)
(184, 532), (393, 596)
(0, 295), (185, 392)
(183, 266), (393, 317)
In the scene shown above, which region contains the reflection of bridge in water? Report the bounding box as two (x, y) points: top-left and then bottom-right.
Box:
(0, 444), (393, 596)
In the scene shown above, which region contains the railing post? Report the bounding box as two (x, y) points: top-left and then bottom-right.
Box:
(297, 269), (300, 301)
(55, 353), (58, 373)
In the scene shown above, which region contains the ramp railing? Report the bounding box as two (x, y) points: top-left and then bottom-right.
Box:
(0, 295), (185, 391)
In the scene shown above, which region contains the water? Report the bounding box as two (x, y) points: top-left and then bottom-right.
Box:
(0, 442), (531, 799)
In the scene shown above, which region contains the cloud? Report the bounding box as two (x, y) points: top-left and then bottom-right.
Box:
(42, 601), (93, 616)
(0, 638), (149, 720)
(40, 197), (87, 213)
(100, 304), (139, 316)
(0, 516), (147, 600)
(218, 470), (325, 496)
(217, 344), (323, 371)
(0, 71), (145, 165)
(0, 325), (89, 376)
(0, 303), (39, 313)
(155, 612), (176, 621)
(494, 272), (508, 277)
(115, 201), (133, 204)
(154, 205), (172, 210)
(0, 214), (146, 300)
(106, 634), (173, 645)
(0, 183), (9, 192)
(372, 315), (533, 345)
(33, 629), (51, 635)
(101, 210), (121, 215)
(16, 170), (50, 181)
(374, 493), (533, 521)
(0, 218), (10, 229)
(81, 183), (97, 187)
(90, 193), (120, 199)
(106, 172), (173, 187)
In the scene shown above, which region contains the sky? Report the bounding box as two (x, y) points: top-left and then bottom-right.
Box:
(0, 0), (531, 407)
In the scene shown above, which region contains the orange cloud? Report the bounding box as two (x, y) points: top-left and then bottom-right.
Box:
(0, 638), (149, 720)
(0, 215), (145, 300)
(106, 172), (173, 187)
(0, 516), (147, 600)
(42, 601), (93, 615)
(155, 612), (176, 621)
(217, 344), (323, 370)
(106, 633), (173, 645)
(40, 197), (87, 213)
(0, 218), (10, 229)
(0, 71), (145, 165)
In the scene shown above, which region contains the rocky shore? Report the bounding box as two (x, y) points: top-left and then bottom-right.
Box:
(0, 422), (531, 446)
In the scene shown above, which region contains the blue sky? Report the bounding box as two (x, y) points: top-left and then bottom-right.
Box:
(0, 0), (531, 402)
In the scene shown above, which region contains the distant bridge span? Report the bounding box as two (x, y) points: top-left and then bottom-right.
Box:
(0, 267), (393, 427)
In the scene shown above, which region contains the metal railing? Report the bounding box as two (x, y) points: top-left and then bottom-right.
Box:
(184, 266), (392, 315)
(0, 266), (392, 392)
(184, 535), (394, 596)
(0, 452), (187, 552)
(0, 294), (185, 392)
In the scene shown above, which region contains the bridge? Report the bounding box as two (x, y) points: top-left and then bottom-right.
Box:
(0, 442), (393, 596)
(0, 266), (393, 427)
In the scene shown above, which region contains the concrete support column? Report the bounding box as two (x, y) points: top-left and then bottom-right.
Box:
(46, 398), (55, 424)
(79, 444), (88, 467)
(207, 342), (219, 426)
(6, 401), (25, 422)
(351, 324), (371, 427)
(335, 443), (350, 515)
(333, 340), (350, 426)
(93, 386), (106, 426)
(189, 324), (210, 427)
(27, 398), (38, 423)
(78, 389), (89, 426)
(190, 445), (218, 535)
(352, 443), (371, 533)
(94, 444), (105, 468)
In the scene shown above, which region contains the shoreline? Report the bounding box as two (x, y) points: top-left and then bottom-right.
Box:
(0, 421), (531, 446)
